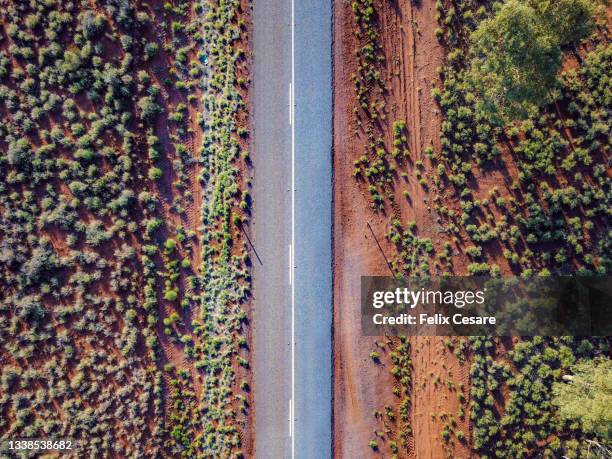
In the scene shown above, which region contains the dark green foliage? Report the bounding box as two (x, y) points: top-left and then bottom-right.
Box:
(467, 337), (610, 457)
(469, 0), (597, 120)
(0, 0), (251, 456)
(433, 0), (610, 278)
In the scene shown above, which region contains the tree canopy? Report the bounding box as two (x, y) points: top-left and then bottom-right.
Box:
(552, 357), (612, 441)
(469, 0), (596, 120)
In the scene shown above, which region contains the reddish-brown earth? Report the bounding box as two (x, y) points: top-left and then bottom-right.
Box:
(333, 0), (472, 457)
(0, 0), (254, 455)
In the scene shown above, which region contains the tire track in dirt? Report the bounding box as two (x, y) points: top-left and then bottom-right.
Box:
(407, 2), (421, 161)
(395, 1), (471, 457)
(410, 337), (471, 458)
(333, 1), (401, 456)
(186, 111), (203, 269)
(146, 3), (208, 420)
(334, 0), (472, 457)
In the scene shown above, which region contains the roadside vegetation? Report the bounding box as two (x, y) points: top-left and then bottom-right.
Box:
(0, 0), (251, 457)
(187, 0), (252, 456)
(349, 0), (611, 456)
(552, 357), (612, 442)
(434, 0), (610, 279)
(467, 337), (610, 457)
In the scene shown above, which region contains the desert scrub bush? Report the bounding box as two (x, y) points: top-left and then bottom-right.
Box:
(431, 0), (610, 277)
(386, 221), (439, 275)
(159, 0), (254, 456)
(432, 5), (611, 454)
(467, 336), (610, 457)
(392, 120), (409, 159)
(0, 0), (255, 456)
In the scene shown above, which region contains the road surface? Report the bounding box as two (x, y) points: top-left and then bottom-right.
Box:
(252, 0), (332, 457)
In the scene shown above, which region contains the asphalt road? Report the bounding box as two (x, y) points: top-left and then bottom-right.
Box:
(252, 0), (292, 456)
(293, 0), (333, 456)
(252, 0), (332, 457)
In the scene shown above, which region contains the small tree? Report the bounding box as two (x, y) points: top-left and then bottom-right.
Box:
(148, 167), (162, 181)
(469, 0), (596, 120)
(552, 357), (612, 441)
(138, 96), (162, 123)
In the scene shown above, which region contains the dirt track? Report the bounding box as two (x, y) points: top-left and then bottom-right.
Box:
(332, 2), (398, 456)
(333, 0), (471, 457)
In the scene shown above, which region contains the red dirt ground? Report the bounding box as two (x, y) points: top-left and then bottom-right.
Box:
(333, 0), (472, 457)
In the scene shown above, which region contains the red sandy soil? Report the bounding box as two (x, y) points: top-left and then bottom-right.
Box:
(235, 1), (255, 454)
(410, 337), (471, 458)
(333, 4), (399, 458)
(333, 0), (471, 457)
(0, 0), (254, 455)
